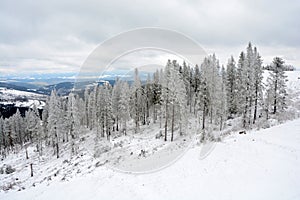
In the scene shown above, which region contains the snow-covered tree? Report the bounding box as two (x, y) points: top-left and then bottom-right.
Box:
(119, 81), (130, 135)
(266, 57), (288, 114)
(112, 78), (122, 131)
(131, 68), (143, 133)
(162, 60), (187, 141)
(226, 56), (237, 118)
(25, 105), (40, 144)
(47, 90), (61, 158)
(252, 47), (264, 124)
(67, 92), (81, 154)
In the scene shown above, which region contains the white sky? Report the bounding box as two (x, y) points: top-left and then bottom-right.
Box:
(0, 0), (299, 76)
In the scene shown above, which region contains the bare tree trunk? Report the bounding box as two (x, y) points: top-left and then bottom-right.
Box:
(171, 104), (175, 142)
(164, 101), (168, 142)
(273, 79), (278, 114)
(56, 143), (59, 158)
(116, 116), (119, 131)
(220, 116), (223, 131)
(153, 104), (156, 123)
(26, 147), (29, 159)
(202, 105), (206, 130)
(30, 163), (33, 177)
(248, 97), (252, 125)
(253, 85), (258, 124)
(243, 95), (248, 128)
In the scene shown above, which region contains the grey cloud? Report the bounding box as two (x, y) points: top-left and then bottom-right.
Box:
(0, 0), (299, 74)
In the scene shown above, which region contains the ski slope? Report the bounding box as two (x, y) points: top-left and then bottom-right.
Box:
(1, 118), (300, 200)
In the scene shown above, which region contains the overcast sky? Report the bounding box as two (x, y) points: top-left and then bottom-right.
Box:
(0, 0), (299, 76)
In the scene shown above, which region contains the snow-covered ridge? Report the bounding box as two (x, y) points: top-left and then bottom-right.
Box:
(0, 87), (46, 109)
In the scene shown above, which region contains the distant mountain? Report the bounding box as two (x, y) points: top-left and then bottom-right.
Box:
(0, 79), (120, 97)
(0, 82), (31, 92)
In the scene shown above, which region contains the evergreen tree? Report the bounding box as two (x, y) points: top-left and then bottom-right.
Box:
(47, 90), (61, 158)
(266, 57), (288, 114)
(131, 68), (142, 133)
(226, 56), (237, 118)
(67, 92), (80, 154)
(252, 47), (264, 124)
(112, 78), (122, 131)
(119, 81), (130, 135)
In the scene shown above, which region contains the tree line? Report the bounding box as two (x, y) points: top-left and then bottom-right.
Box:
(0, 42), (289, 158)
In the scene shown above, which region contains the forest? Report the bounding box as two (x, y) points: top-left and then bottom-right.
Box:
(0, 43), (291, 158)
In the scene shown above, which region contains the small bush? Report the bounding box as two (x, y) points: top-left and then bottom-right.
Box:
(5, 165), (15, 174)
(94, 145), (111, 158)
(1, 182), (17, 191)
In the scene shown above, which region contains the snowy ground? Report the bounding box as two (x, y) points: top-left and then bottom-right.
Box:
(0, 87), (46, 108)
(1, 70), (299, 199)
(1, 118), (300, 200)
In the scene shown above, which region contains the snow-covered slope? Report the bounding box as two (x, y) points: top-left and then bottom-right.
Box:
(0, 87), (46, 108)
(1, 118), (300, 200)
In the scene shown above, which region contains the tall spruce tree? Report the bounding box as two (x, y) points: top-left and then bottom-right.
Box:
(266, 57), (288, 114)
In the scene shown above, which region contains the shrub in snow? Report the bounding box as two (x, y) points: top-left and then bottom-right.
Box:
(94, 145), (111, 158)
(1, 181), (17, 191)
(155, 131), (163, 139)
(2, 165), (16, 174)
(95, 160), (108, 167)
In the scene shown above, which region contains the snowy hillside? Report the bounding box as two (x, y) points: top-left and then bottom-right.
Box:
(0, 87), (46, 109)
(1, 59), (299, 200)
(1, 118), (300, 200)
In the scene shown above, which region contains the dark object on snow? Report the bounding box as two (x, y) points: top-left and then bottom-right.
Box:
(5, 165), (15, 174)
(63, 159), (69, 164)
(139, 150), (146, 157)
(239, 130), (246, 134)
(30, 163), (33, 177)
(95, 160), (108, 167)
(130, 152), (133, 155)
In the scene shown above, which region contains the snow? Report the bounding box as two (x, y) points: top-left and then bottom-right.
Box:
(1, 69), (299, 199)
(1, 118), (300, 200)
(0, 87), (46, 108)
(0, 87), (44, 98)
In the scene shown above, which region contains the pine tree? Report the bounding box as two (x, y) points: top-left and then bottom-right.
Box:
(25, 105), (40, 144)
(247, 43), (256, 125)
(131, 68), (142, 133)
(226, 56), (237, 118)
(47, 90), (61, 158)
(266, 57), (288, 114)
(252, 47), (264, 124)
(193, 64), (201, 115)
(12, 109), (24, 147)
(218, 65), (227, 130)
(200, 54), (222, 127)
(67, 92), (80, 154)
(236, 51), (249, 128)
(112, 78), (122, 131)
(84, 87), (90, 128)
(152, 69), (162, 124)
(169, 60), (187, 141)
(119, 81), (130, 135)
(42, 97), (50, 145)
(162, 60), (172, 141)
(0, 117), (4, 154)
